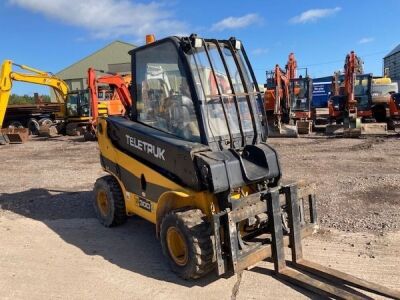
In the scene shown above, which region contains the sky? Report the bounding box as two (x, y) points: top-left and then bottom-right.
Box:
(1, 0), (399, 95)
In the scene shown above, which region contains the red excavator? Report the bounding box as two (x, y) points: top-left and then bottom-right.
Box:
(264, 54), (297, 137)
(342, 51), (361, 135)
(327, 51), (387, 136)
(286, 53), (314, 134)
(85, 68), (132, 140)
(388, 92), (400, 130)
(265, 53), (314, 136)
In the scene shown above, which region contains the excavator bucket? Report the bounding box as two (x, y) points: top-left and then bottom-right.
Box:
(326, 123), (388, 138)
(325, 124), (344, 136)
(0, 132), (9, 145)
(342, 127), (362, 138)
(361, 122), (388, 136)
(343, 118), (362, 137)
(0, 128), (29, 143)
(38, 124), (59, 137)
(268, 124), (299, 138)
(394, 122), (400, 133)
(296, 120), (312, 134)
(213, 183), (400, 299)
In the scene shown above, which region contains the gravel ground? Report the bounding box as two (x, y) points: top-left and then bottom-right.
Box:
(0, 135), (399, 299)
(0, 134), (399, 232)
(268, 135), (400, 233)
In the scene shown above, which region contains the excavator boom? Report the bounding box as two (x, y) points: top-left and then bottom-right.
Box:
(85, 68), (132, 140)
(0, 59), (69, 128)
(286, 52), (297, 80)
(88, 68), (131, 119)
(327, 52), (387, 136)
(264, 58), (298, 137)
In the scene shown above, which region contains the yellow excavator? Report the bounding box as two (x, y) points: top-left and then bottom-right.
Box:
(93, 34), (399, 299)
(0, 60), (69, 142)
(0, 59), (106, 142)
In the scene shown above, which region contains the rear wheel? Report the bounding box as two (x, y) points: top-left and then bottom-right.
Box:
(27, 118), (40, 135)
(93, 176), (127, 227)
(160, 208), (215, 279)
(38, 118), (53, 127)
(8, 121), (23, 128)
(83, 129), (96, 141)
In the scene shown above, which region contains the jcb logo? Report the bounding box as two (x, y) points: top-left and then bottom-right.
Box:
(138, 197), (151, 212)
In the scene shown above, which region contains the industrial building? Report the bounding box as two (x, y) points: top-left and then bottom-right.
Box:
(384, 44), (400, 85)
(56, 40), (136, 91)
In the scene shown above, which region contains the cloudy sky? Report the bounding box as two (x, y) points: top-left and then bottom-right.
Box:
(1, 0), (399, 94)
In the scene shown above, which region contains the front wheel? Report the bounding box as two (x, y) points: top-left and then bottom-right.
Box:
(160, 209), (215, 279)
(93, 176), (127, 227)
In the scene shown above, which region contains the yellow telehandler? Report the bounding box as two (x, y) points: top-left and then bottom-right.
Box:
(93, 34), (399, 299)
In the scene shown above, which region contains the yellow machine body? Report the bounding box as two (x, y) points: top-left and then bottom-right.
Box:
(96, 118), (216, 232)
(0, 59), (68, 127)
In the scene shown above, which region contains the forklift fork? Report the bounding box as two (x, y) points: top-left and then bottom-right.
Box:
(270, 185), (400, 300)
(213, 184), (400, 299)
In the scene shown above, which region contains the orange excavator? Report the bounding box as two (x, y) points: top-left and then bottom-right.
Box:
(327, 51), (387, 136)
(327, 52), (364, 136)
(286, 53), (313, 134)
(388, 92), (400, 130)
(264, 54), (298, 137)
(85, 68), (132, 140)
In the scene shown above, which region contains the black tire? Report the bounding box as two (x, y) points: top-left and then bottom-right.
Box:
(8, 121), (23, 128)
(83, 130), (96, 141)
(38, 118), (53, 127)
(66, 123), (78, 136)
(160, 208), (215, 279)
(93, 175), (127, 227)
(27, 118), (40, 135)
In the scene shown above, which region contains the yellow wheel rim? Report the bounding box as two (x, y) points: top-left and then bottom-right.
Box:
(96, 190), (110, 217)
(166, 227), (188, 266)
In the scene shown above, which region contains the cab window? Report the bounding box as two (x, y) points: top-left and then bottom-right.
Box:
(135, 41), (200, 143)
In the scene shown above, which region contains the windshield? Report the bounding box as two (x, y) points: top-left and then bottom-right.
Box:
(354, 75), (371, 109)
(66, 90), (90, 117)
(135, 41), (200, 143)
(291, 79), (310, 111)
(188, 40), (258, 148)
(331, 95), (345, 111)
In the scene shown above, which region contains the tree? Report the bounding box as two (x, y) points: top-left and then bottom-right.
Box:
(9, 94), (51, 105)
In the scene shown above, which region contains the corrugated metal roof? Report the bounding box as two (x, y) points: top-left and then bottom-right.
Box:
(56, 40), (136, 79)
(384, 44), (400, 58)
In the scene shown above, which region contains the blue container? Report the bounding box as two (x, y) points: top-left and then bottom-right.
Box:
(312, 76), (332, 108)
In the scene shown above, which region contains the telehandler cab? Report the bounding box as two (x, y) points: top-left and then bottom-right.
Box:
(94, 34), (399, 299)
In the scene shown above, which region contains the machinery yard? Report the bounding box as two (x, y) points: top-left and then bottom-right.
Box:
(0, 135), (399, 299)
(2, 2), (400, 299)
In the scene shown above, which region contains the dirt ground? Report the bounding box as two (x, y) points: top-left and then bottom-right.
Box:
(0, 135), (399, 299)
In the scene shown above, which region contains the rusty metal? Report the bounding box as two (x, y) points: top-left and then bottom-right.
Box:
(213, 184), (317, 276)
(0, 133), (9, 145)
(296, 120), (312, 134)
(212, 213), (226, 275)
(6, 103), (61, 116)
(360, 122), (388, 136)
(0, 128), (29, 143)
(236, 225), (315, 272)
(294, 259), (400, 300)
(269, 185), (369, 299)
(38, 125), (58, 137)
(277, 268), (367, 300)
(213, 181), (400, 299)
